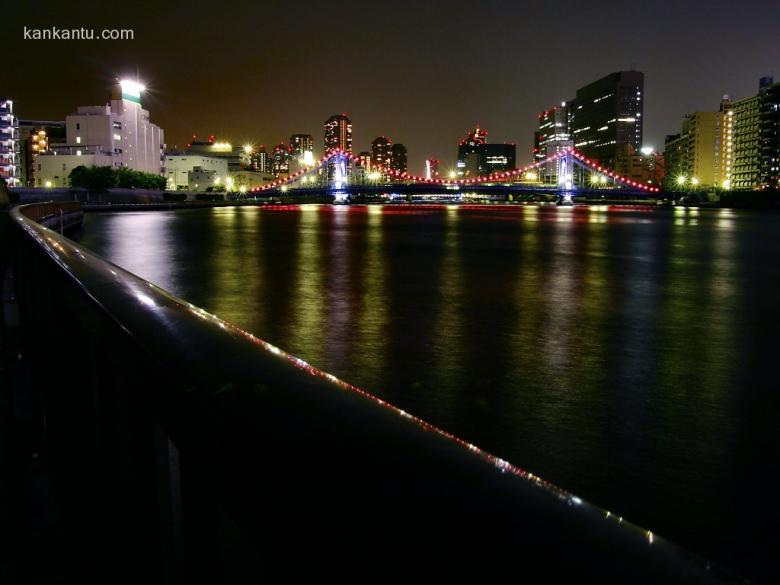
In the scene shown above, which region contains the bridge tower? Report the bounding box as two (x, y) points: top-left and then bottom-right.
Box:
(557, 150), (575, 204)
(329, 151), (350, 203)
(329, 152), (349, 190)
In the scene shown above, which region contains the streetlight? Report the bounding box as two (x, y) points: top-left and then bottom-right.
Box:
(676, 175), (687, 188)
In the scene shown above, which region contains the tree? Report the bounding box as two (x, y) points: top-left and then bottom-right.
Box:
(68, 165), (166, 191)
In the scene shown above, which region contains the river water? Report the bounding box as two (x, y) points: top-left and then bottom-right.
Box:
(76, 204), (779, 581)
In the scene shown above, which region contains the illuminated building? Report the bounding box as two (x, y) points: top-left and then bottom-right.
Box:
(456, 125), (487, 176)
(290, 134), (313, 158)
(455, 125), (515, 177)
(478, 144), (515, 175)
(164, 153), (228, 189)
(534, 102), (570, 163)
(758, 77), (780, 190)
(533, 102), (573, 183)
(252, 145), (269, 174)
(714, 97), (733, 189)
(357, 151), (372, 170)
(662, 111), (719, 187)
(371, 136), (392, 169)
(390, 143), (407, 173)
(324, 114), (352, 153)
(568, 71), (644, 168)
(425, 157), (439, 179)
(730, 93), (761, 190)
(18, 121), (65, 187)
(271, 142), (291, 176)
(36, 79), (165, 187)
(0, 98), (21, 187)
(614, 144), (664, 186)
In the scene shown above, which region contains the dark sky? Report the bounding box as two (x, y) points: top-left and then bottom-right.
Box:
(7, 0), (780, 173)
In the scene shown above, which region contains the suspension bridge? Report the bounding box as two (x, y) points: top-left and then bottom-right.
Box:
(250, 147), (665, 203)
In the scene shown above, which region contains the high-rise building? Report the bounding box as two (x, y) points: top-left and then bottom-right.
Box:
(271, 142), (291, 176)
(456, 126), (515, 177)
(0, 98), (21, 187)
(290, 134), (313, 157)
(456, 125), (487, 176)
(662, 111), (720, 187)
(356, 151), (372, 170)
(730, 93), (761, 190)
(534, 102), (571, 163)
(533, 103), (573, 183)
(758, 77), (780, 190)
(324, 114), (352, 153)
(425, 158), (439, 179)
(252, 145), (270, 174)
(36, 80), (165, 187)
(478, 144), (516, 175)
(371, 136), (392, 169)
(714, 97), (734, 189)
(716, 77), (780, 191)
(390, 143), (407, 173)
(569, 71), (644, 168)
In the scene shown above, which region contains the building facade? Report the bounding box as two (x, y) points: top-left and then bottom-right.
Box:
(324, 114), (352, 153)
(425, 157), (439, 179)
(37, 80), (165, 187)
(290, 134), (313, 158)
(371, 136), (392, 170)
(0, 99), (20, 187)
(18, 121), (66, 187)
(730, 94), (761, 190)
(356, 151), (372, 170)
(478, 143), (515, 175)
(456, 126), (515, 177)
(569, 71), (644, 169)
(758, 77), (780, 190)
(662, 111), (720, 187)
(390, 143), (407, 173)
(271, 143), (291, 176)
(456, 125), (487, 176)
(533, 103), (570, 164)
(614, 145), (665, 186)
(165, 153), (229, 190)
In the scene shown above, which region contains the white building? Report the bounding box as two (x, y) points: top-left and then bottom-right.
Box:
(0, 98), (21, 187)
(37, 80), (165, 187)
(165, 153), (229, 190)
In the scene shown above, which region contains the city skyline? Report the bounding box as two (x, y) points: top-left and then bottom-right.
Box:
(7, 0), (780, 171)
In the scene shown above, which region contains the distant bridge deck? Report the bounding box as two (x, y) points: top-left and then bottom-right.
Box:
(262, 183), (670, 200)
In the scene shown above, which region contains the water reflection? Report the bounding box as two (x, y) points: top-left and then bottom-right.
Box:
(78, 204), (780, 582)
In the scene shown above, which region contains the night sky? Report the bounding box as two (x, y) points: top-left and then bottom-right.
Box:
(7, 0), (780, 173)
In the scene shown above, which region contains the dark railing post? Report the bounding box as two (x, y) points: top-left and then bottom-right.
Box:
(179, 441), (220, 583)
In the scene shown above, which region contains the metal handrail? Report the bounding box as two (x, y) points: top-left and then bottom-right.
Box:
(8, 202), (745, 582)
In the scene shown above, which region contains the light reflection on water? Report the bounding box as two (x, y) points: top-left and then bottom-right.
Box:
(78, 204), (779, 582)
